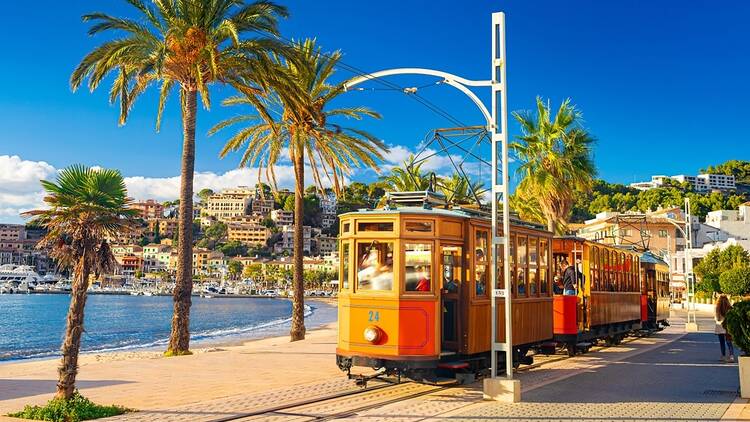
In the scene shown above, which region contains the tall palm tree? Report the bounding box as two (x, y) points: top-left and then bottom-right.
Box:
(439, 172), (487, 205)
(23, 166), (137, 400)
(510, 97), (597, 234)
(211, 39), (387, 341)
(70, 0), (288, 355)
(380, 155), (433, 192)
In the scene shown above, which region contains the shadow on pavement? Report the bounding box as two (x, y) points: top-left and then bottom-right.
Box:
(0, 379), (134, 401)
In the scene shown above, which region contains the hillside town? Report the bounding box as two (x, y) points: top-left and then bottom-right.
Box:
(3, 177), (750, 300)
(1, 185), (341, 294)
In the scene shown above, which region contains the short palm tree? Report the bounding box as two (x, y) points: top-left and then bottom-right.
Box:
(380, 155), (433, 192)
(439, 172), (486, 205)
(70, 0), (288, 354)
(511, 97), (596, 234)
(211, 39), (387, 341)
(23, 165), (137, 400)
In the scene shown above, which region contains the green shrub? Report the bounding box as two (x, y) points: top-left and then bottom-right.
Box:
(8, 392), (129, 422)
(719, 268), (750, 296)
(726, 300), (750, 356)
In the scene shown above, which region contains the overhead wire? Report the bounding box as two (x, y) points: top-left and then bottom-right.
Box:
(250, 29), (470, 128)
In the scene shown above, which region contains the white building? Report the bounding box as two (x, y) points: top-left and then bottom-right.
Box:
(201, 188), (253, 222)
(704, 203), (750, 241)
(274, 225), (312, 255)
(318, 193), (338, 229)
(630, 173), (736, 192)
(271, 209), (294, 226)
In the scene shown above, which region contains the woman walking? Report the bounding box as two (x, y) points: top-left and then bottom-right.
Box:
(715, 294), (735, 363)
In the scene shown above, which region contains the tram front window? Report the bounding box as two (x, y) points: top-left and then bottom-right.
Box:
(357, 242), (394, 291)
(405, 243), (432, 292)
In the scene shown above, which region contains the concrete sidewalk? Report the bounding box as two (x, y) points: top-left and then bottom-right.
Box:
(429, 310), (745, 422)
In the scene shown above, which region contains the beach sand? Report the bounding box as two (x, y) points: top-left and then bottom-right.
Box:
(0, 299), (341, 419)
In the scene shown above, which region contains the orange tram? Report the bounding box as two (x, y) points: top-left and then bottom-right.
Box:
(336, 197), (670, 381)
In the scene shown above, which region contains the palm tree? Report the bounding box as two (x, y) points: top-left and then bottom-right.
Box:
(439, 173), (487, 205)
(23, 165), (137, 400)
(211, 39), (387, 341)
(70, 0), (288, 355)
(380, 155), (433, 192)
(510, 97), (597, 234)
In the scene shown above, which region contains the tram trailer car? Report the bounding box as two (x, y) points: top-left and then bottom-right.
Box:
(640, 252), (671, 330)
(552, 237), (643, 355)
(335, 205), (554, 381)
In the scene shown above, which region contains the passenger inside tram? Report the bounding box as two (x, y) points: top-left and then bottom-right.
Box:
(404, 244), (432, 292)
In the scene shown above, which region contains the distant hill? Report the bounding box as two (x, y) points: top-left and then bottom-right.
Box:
(569, 160), (750, 223)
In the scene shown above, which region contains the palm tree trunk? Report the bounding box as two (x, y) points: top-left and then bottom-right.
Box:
(56, 258), (90, 400)
(168, 88), (197, 354)
(547, 215), (557, 235)
(290, 145), (306, 341)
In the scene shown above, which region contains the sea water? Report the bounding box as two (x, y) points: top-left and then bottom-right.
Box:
(0, 294), (336, 361)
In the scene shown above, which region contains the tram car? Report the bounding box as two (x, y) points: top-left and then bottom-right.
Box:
(640, 251), (671, 330)
(552, 237), (643, 354)
(335, 191), (554, 381)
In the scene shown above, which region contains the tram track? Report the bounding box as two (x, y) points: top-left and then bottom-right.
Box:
(208, 381), (445, 422)
(210, 332), (655, 422)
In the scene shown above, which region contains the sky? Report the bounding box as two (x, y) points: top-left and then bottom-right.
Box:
(1, 1), (749, 222)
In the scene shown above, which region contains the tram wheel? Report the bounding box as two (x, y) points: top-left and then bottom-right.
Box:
(604, 337), (616, 347)
(566, 342), (577, 357)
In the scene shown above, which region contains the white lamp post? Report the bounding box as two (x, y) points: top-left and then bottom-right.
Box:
(344, 11), (518, 402)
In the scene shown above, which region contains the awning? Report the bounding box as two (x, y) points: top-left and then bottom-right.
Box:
(670, 281), (686, 289)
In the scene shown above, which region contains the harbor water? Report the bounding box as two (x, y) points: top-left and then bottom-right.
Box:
(0, 294), (336, 361)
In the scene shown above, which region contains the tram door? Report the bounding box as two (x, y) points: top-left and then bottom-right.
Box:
(440, 245), (462, 352)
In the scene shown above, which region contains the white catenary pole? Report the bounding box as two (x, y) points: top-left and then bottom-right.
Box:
(685, 197), (698, 332)
(344, 11), (517, 401)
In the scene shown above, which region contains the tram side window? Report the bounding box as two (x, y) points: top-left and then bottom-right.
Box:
(475, 229), (489, 297)
(404, 243), (432, 292)
(589, 246), (599, 290)
(358, 222), (394, 232)
(517, 236), (527, 297)
(539, 239), (549, 295)
(528, 238), (538, 296)
(341, 242), (350, 289)
(494, 244), (504, 290)
(357, 242), (394, 291)
(405, 221), (433, 233)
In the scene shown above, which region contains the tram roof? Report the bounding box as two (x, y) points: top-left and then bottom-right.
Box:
(640, 251), (668, 265)
(338, 206), (548, 231)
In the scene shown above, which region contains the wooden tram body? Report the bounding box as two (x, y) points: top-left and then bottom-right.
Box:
(552, 237), (643, 351)
(335, 206), (554, 379)
(640, 252), (671, 330)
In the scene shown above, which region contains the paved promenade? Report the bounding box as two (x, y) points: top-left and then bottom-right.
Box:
(2, 308), (747, 421)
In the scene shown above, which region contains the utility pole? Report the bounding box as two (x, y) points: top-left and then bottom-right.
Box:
(685, 197), (698, 331)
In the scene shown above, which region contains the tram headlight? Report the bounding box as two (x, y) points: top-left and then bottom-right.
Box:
(363, 325), (381, 343)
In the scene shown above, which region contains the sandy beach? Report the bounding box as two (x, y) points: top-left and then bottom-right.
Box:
(0, 299), (341, 419)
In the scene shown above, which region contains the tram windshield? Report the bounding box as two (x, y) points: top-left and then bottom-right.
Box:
(404, 243), (432, 292)
(357, 242), (394, 291)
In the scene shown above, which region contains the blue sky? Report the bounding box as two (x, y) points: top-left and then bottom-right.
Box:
(1, 1), (749, 220)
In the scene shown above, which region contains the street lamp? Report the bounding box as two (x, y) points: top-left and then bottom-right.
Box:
(661, 198), (697, 332)
(344, 11), (518, 402)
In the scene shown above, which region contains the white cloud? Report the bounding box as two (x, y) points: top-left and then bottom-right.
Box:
(0, 156), (57, 222)
(0, 154), (340, 223)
